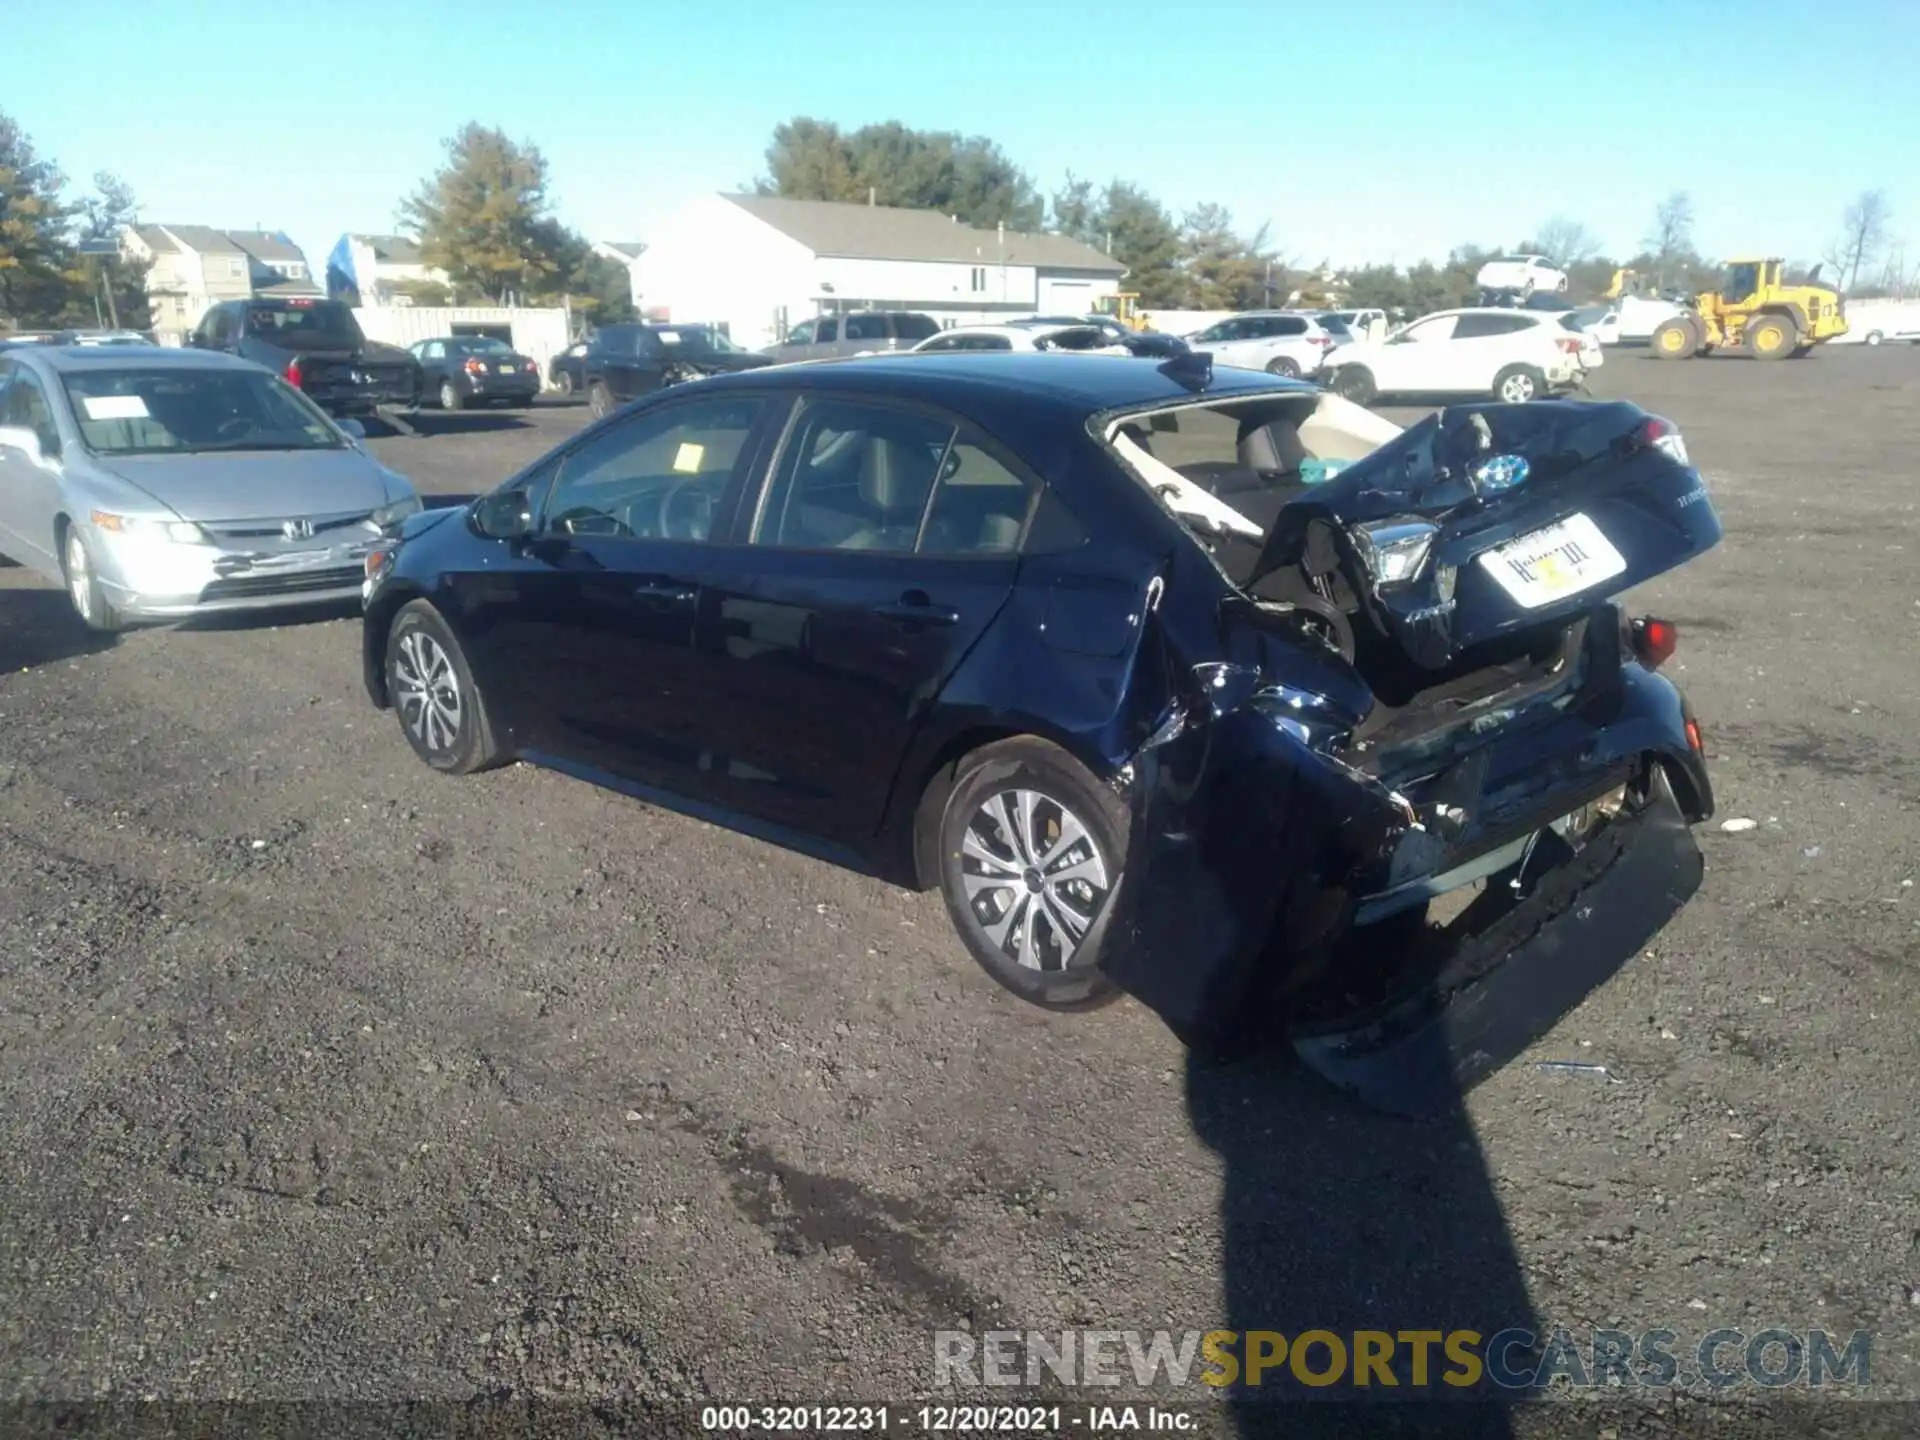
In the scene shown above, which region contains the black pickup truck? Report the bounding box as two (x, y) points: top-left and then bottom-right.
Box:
(187, 298), (422, 417)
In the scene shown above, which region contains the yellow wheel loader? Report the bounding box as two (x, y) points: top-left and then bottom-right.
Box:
(1651, 258), (1848, 360)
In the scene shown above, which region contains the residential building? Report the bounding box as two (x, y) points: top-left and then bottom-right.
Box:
(325, 234), (451, 308)
(120, 225), (256, 342)
(629, 194), (1127, 350)
(224, 230), (324, 298)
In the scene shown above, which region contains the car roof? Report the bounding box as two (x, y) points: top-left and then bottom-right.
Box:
(6, 345), (262, 374)
(707, 351), (1311, 412)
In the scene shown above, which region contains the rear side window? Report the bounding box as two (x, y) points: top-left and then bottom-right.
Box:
(1452, 313), (1534, 339)
(845, 314), (888, 341)
(919, 438), (1035, 556)
(892, 314), (939, 341)
(1274, 316), (1308, 336)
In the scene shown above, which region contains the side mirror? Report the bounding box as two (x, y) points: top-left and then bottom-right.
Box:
(0, 425), (44, 466)
(337, 417), (366, 443)
(472, 487), (535, 540)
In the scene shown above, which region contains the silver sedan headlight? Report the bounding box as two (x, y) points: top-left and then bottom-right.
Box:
(371, 495), (422, 528)
(90, 510), (211, 545)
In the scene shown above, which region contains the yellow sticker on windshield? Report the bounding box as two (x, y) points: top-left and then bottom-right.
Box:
(672, 442), (704, 473)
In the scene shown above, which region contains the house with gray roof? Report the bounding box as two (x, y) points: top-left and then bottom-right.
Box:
(629, 194), (1126, 350)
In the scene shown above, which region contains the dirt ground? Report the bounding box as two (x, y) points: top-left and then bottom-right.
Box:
(2, 346), (1916, 1435)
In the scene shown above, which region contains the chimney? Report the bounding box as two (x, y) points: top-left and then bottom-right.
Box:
(1104, 231), (1112, 255)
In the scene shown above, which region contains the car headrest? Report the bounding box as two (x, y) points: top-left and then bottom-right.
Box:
(1237, 418), (1305, 475)
(859, 435), (938, 517)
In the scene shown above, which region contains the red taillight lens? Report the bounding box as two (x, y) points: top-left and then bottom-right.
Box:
(284, 357), (304, 388)
(1642, 415), (1691, 465)
(1685, 716), (1703, 753)
(463, 358), (486, 375)
(1632, 616), (1678, 669)
(1556, 337), (1582, 354)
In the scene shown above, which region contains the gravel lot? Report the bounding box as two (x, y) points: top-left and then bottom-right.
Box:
(2, 349), (1917, 1433)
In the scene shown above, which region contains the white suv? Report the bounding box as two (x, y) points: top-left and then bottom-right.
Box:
(1322, 307), (1600, 406)
(1474, 254), (1570, 296)
(1182, 311), (1340, 377)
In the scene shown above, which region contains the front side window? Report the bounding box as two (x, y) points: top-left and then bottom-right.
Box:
(816, 318), (839, 343)
(541, 395), (765, 543)
(61, 367), (343, 456)
(785, 320), (815, 346)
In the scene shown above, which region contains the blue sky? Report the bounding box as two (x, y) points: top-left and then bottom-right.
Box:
(9, 0), (1914, 279)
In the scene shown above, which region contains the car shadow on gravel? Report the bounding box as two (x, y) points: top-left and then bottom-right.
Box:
(0, 588), (118, 672)
(1186, 1052), (1536, 1438)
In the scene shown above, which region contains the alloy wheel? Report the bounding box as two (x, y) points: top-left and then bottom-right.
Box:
(65, 531), (92, 623)
(394, 629), (463, 753)
(1500, 373), (1536, 403)
(958, 788), (1112, 973)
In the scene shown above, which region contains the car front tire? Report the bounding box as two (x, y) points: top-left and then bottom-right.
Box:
(588, 382), (613, 419)
(62, 524), (122, 634)
(555, 370), (575, 396)
(385, 600), (505, 775)
(931, 737), (1125, 1012)
(1329, 365), (1378, 405)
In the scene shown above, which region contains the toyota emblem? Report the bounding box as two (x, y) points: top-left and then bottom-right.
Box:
(283, 518), (315, 540)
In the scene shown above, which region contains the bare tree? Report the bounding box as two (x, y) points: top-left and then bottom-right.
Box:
(1531, 215), (1601, 267)
(1644, 191), (1695, 261)
(1826, 189), (1892, 292)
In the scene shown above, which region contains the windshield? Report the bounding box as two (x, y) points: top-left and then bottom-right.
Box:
(62, 367), (345, 455)
(655, 326), (741, 354)
(244, 302), (364, 349)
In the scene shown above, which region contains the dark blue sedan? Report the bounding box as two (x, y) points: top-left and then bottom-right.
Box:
(357, 351), (1721, 1110)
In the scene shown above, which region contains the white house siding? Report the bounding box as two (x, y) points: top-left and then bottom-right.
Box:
(630, 195), (814, 351)
(351, 307), (572, 386)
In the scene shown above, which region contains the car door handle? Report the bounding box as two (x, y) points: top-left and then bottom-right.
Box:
(871, 592), (959, 626)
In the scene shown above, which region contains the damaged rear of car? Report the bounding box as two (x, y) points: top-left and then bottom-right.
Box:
(1084, 370), (1720, 1111)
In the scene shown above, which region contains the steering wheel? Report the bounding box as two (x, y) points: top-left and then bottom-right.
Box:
(655, 478), (714, 541)
(215, 416), (259, 441)
(550, 506), (631, 538)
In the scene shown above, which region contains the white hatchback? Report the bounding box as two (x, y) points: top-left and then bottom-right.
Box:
(1322, 307), (1598, 406)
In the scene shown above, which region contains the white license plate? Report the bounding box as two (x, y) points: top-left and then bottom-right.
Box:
(497, 364), (516, 373)
(1477, 513), (1626, 609)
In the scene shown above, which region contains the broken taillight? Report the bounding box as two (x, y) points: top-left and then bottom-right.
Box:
(1642, 415), (1690, 465)
(1630, 616), (1678, 669)
(463, 358), (487, 375)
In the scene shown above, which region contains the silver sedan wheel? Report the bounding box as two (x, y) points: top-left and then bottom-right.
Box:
(959, 789), (1112, 972)
(65, 530), (93, 623)
(394, 629), (463, 752)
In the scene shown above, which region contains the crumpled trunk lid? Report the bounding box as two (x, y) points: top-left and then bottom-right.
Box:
(1246, 400), (1722, 671)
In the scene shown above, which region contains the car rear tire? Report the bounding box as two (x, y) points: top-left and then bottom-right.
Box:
(385, 600), (505, 776)
(555, 370), (575, 396)
(1329, 365), (1377, 405)
(931, 737), (1125, 1012)
(1265, 356), (1301, 378)
(1746, 313), (1796, 360)
(1493, 364), (1545, 403)
(62, 524), (122, 634)
(588, 382), (613, 419)
(439, 379), (463, 411)
(1864, 330), (1884, 346)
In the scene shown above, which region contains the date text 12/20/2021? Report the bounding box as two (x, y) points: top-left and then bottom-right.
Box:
(699, 1404), (1200, 1432)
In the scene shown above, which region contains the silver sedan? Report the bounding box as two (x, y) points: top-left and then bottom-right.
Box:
(0, 346), (421, 633)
